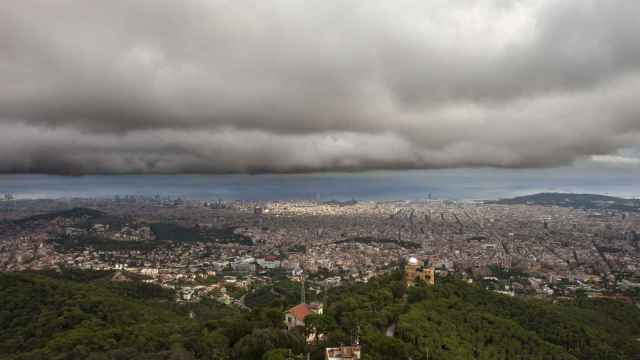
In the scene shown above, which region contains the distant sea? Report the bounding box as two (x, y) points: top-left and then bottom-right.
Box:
(0, 167), (639, 201)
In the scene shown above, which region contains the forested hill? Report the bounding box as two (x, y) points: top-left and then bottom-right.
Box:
(492, 193), (640, 213)
(1, 270), (640, 360)
(11, 207), (107, 225)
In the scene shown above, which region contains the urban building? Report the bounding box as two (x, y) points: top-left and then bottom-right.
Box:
(285, 302), (323, 331)
(325, 345), (361, 360)
(405, 257), (435, 286)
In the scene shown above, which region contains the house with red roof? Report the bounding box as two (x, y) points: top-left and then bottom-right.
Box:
(284, 302), (323, 331)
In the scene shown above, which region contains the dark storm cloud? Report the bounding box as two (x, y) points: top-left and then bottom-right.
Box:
(1, 0), (640, 174)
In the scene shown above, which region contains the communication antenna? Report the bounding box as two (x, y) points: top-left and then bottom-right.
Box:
(301, 235), (310, 304)
(301, 271), (306, 304)
(323, 282), (328, 307)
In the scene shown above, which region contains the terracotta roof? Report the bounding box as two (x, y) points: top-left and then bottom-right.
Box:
(287, 303), (312, 321)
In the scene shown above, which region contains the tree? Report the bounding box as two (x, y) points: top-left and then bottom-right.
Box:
(303, 314), (336, 344)
(263, 348), (298, 360)
(232, 328), (304, 360)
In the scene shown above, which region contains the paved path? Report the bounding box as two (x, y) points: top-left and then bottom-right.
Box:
(385, 322), (396, 337)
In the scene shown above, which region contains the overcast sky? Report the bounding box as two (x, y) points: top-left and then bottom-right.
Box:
(1, 0), (640, 174)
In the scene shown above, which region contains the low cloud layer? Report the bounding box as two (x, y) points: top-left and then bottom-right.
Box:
(1, 0), (640, 174)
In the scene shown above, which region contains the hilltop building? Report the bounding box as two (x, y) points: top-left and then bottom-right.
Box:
(285, 302), (323, 331)
(325, 345), (361, 360)
(405, 257), (435, 286)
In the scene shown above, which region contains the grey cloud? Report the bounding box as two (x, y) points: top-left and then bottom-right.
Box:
(1, 0), (640, 174)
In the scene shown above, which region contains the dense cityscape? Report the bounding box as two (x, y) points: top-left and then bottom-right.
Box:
(2, 193), (639, 305)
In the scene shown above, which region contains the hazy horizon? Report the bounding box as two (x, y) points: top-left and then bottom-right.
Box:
(2, 166), (639, 201)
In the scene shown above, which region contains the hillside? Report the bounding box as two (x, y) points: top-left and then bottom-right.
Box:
(12, 207), (107, 225)
(492, 193), (640, 213)
(1, 270), (639, 359)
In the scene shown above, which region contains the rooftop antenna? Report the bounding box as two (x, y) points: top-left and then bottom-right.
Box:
(301, 270), (306, 304)
(300, 235), (307, 304)
(323, 282), (328, 307)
